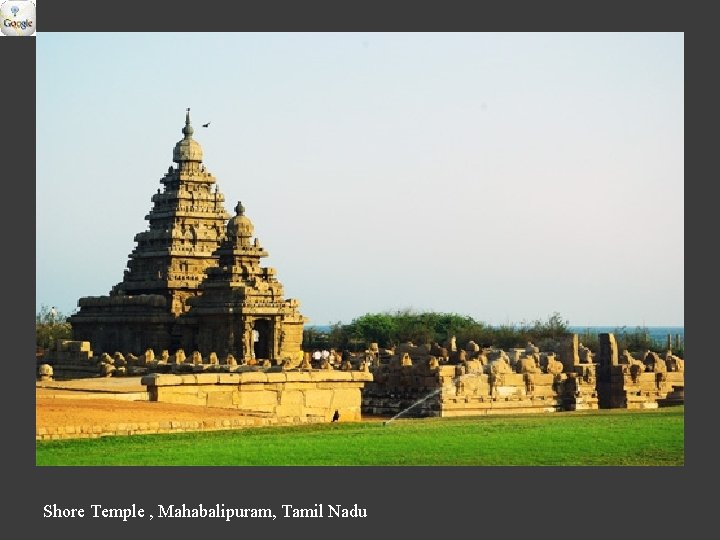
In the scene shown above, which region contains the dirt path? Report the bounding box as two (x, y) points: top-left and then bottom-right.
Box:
(36, 397), (252, 430)
(36, 377), (271, 439)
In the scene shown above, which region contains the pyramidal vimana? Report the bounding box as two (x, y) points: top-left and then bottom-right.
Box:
(70, 109), (307, 365)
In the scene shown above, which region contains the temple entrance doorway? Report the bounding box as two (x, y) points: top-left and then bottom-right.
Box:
(253, 319), (272, 360)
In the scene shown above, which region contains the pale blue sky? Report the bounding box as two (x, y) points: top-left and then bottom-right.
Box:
(36, 32), (684, 327)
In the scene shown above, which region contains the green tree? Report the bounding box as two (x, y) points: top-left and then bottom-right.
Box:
(387, 309), (428, 344)
(353, 313), (397, 348)
(311, 310), (581, 354)
(529, 312), (570, 340)
(36, 305), (72, 355)
(337, 309), (479, 348)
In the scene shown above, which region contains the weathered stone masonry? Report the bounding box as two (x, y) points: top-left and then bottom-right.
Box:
(362, 333), (684, 416)
(142, 371), (373, 423)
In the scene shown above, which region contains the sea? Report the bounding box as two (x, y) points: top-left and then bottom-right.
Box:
(568, 326), (684, 342)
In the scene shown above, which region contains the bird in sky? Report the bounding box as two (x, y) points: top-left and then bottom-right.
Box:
(202, 122), (211, 128)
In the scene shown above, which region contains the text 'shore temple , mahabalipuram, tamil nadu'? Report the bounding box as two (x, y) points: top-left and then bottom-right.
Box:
(70, 110), (307, 364)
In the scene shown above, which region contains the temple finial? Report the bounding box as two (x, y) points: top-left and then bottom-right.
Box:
(182, 108), (194, 138)
(235, 201), (245, 216)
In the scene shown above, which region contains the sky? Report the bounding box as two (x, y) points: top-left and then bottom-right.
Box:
(36, 32), (684, 327)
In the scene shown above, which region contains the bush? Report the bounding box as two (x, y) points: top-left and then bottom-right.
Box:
(36, 305), (72, 355)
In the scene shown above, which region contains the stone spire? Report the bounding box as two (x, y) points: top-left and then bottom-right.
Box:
(227, 200), (254, 242)
(182, 108), (194, 137)
(173, 108), (203, 163)
(108, 108), (228, 316)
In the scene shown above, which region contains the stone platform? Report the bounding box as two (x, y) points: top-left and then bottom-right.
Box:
(142, 370), (374, 424)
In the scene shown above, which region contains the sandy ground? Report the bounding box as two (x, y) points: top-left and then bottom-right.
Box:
(36, 377), (251, 430)
(36, 397), (256, 429)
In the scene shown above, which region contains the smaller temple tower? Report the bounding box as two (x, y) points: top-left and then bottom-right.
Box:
(182, 201), (307, 364)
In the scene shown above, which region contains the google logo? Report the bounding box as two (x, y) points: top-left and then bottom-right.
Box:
(3, 18), (32, 30)
(1, 1), (36, 36)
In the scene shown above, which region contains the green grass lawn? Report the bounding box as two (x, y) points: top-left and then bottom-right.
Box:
(36, 406), (684, 466)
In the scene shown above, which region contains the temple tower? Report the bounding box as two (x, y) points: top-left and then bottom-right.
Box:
(110, 109), (229, 317)
(70, 110), (306, 360)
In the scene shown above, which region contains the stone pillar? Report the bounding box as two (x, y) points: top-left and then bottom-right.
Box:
(598, 333), (618, 367)
(675, 334), (682, 351)
(667, 334), (672, 352)
(272, 319), (280, 362)
(560, 334), (580, 372)
(243, 319), (254, 362)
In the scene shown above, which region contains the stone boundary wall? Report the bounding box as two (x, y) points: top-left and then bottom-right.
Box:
(595, 334), (685, 409)
(142, 370), (374, 424)
(36, 416), (275, 441)
(363, 363), (597, 417)
(363, 334), (684, 417)
(40, 340), (325, 380)
(37, 391), (150, 402)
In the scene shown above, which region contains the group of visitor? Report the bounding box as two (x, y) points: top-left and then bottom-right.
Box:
(311, 349), (343, 365)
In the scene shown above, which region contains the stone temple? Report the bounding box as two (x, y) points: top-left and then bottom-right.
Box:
(70, 110), (307, 364)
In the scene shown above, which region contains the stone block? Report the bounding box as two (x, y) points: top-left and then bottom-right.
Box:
(303, 406), (332, 418)
(494, 385), (525, 397)
(281, 381), (318, 391)
(304, 389), (334, 408)
(438, 365), (458, 377)
(310, 371), (353, 382)
(338, 409), (362, 421)
(217, 373), (243, 384)
(236, 390), (278, 408)
(598, 333), (619, 366)
(500, 373), (525, 386)
(206, 392), (234, 408)
(279, 390), (304, 406)
(330, 388), (363, 408)
(284, 372), (313, 383)
(194, 373), (220, 384)
(275, 403), (304, 418)
(526, 373), (555, 386)
(201, 384), (230, 393)
(238, 372), (269, 384)
(317, 382), (364, 391)
(266, 372), (288, 383)
(155, 389), (206, 406)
